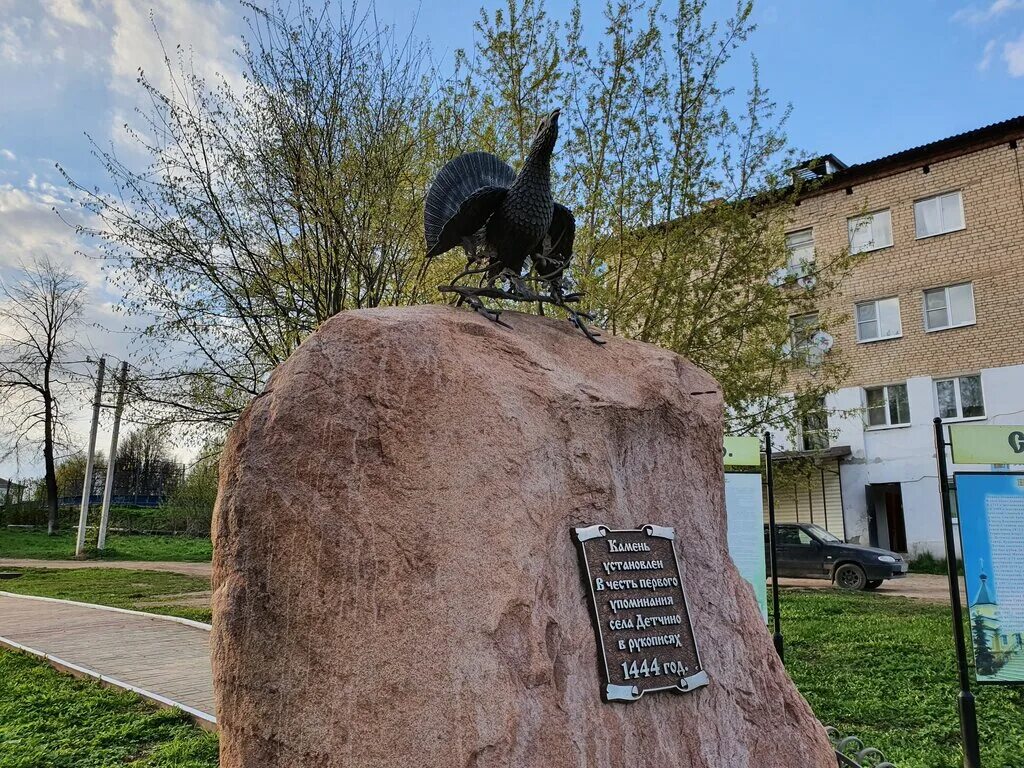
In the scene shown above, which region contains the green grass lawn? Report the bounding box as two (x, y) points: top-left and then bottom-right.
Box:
(781, 589), (1024, 768)
(0, 568), (213, 624)
(0, 528), (212, 562)
(0, 649), (218, 767)
(3, 568), (1023, 765)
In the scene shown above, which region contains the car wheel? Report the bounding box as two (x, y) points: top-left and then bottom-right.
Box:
(835, 563), (867, 591)
(864, 579), (883, 591)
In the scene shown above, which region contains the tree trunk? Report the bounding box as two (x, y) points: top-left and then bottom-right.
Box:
(43, 391), (59, 535)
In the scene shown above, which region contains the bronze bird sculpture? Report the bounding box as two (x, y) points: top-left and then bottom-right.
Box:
(424, 108), (601, 343)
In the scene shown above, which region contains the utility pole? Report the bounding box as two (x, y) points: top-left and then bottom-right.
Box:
(97, 361), (129, 551)
(75, 356), (105, 557)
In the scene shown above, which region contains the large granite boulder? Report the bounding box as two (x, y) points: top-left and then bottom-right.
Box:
(212, 304), (835, 768)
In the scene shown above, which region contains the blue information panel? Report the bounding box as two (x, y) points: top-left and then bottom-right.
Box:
(724, 472), (768, 623)
(955, 472), (1024, 684)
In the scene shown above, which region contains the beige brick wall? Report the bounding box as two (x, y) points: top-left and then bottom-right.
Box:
(788, 140), (1024, 390)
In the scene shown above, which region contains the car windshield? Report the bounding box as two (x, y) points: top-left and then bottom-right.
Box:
(805, 524), (842, 543)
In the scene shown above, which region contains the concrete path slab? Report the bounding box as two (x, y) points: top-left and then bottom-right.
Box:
(0, 592), (215, 727)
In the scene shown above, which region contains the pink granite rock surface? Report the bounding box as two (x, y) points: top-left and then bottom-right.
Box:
(212, 304), (836, 768)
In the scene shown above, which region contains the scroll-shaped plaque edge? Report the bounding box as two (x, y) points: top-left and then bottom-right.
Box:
(573, 523), (709, 703)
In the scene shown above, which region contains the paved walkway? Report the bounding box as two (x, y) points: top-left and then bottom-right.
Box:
(0, 558), (212, 577)
(0, 592), (215, 727)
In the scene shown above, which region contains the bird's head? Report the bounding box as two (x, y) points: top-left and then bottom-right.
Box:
(528, 108), (560, 160)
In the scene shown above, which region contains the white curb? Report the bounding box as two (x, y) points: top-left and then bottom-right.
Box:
(0, 634), (217, 730)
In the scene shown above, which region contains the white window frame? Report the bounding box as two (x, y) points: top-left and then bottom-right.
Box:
(914, 191), (965, 240)
(800, 398), (830, 451)
(863, 383), (911, 429)
(788, 312), (820, 363)
(934, 374), (986, 422)
(923, 283), (976, 332)
(848, 209), (893, 254)
(785, 228), (815, 278)
(855, 297), (902, 343)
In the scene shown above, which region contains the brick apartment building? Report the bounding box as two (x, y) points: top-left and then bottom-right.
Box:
(767, 115), (1024, 556)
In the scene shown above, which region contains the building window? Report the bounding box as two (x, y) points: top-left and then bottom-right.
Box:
(801, 398), (829, 451)
(864, 383), (910, 427)
(788, 312), (819, 362)
(848, 209), (893, 254)
(924, 283), (975, 331)
(855, 297), (902, 342)
(935, 375), (985, 420)
(786, 229), (814, 277)
(915, 191), (965, 239)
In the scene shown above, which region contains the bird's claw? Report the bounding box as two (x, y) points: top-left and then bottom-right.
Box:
(438, 274), (605, 345)
(568, 311), (606, 345)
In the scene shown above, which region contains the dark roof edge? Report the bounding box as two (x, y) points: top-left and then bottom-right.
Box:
(800, 114), (1024, 200)
(771, 445), (852, 462)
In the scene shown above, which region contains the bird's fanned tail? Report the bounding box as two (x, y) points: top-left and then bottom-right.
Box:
(424, 151), (515, 255)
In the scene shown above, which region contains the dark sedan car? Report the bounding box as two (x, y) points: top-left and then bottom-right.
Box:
(764, 523), (908, 591)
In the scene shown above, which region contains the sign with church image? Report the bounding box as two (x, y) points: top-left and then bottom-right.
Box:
(955, 472), (1024, 684)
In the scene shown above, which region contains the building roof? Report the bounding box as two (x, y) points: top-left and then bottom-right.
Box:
(974, 572), (995, 606)
(801, 114), (1024, 198)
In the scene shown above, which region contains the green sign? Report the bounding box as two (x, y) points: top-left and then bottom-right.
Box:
(949, 425), (1024, 465)
(723, 436), (761, 467)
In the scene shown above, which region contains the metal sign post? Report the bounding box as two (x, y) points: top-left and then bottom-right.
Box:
(933, 417), (982, 768)
(764, 431), (784, 662)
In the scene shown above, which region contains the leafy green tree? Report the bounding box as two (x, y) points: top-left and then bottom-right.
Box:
(71, 0), (854, 440)
(53, 450), (107, 503)
(167, 440), (222, 535)
(463, 0), (855, 435)
(972, 613), (997, 676)
(114, 426), (180, 499)
(465, 0), (563, 164)
(63, 2), (444, 429)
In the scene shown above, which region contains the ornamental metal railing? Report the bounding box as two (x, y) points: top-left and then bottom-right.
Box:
(828, 727), (897, 768)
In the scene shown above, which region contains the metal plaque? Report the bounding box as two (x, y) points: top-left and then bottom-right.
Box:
(573, 524), (708, 702)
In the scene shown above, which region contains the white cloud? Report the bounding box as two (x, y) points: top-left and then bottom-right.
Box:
(107, 0), (243, 97)
(0, 182), (99, 286)
(1003, 32), (1024, 75)
(953, 0), (1024, 25)
(42, 0), (100, 29)
(979, 38), (998, 69)
(0, 16), (33, 64)
(0, 149), (14, 161)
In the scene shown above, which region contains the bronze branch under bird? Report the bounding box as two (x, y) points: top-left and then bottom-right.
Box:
(423, 108), (603, 343)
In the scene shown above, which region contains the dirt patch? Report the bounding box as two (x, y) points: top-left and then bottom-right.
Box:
(775, 573), (966, 604)
(0, 558), (211, 577)
(135, 591), (212, 609)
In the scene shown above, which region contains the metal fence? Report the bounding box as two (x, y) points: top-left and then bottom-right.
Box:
(829, 728), (896, 767)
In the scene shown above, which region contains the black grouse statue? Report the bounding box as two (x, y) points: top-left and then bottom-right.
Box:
(424, 108), (602, 343)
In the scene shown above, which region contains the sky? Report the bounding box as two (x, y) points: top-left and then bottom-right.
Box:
(2, 0), (1024, 479)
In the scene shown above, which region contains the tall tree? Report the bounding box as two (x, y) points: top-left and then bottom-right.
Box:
(467, 0), (855, 435)
(972, 613), (997, 676)
(0, 258), (85, 534)
(70, 0), (854, 440)
(465, 0), (563, 165)
(64, 1), (443, 429)
(115, 425), (180, 499)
